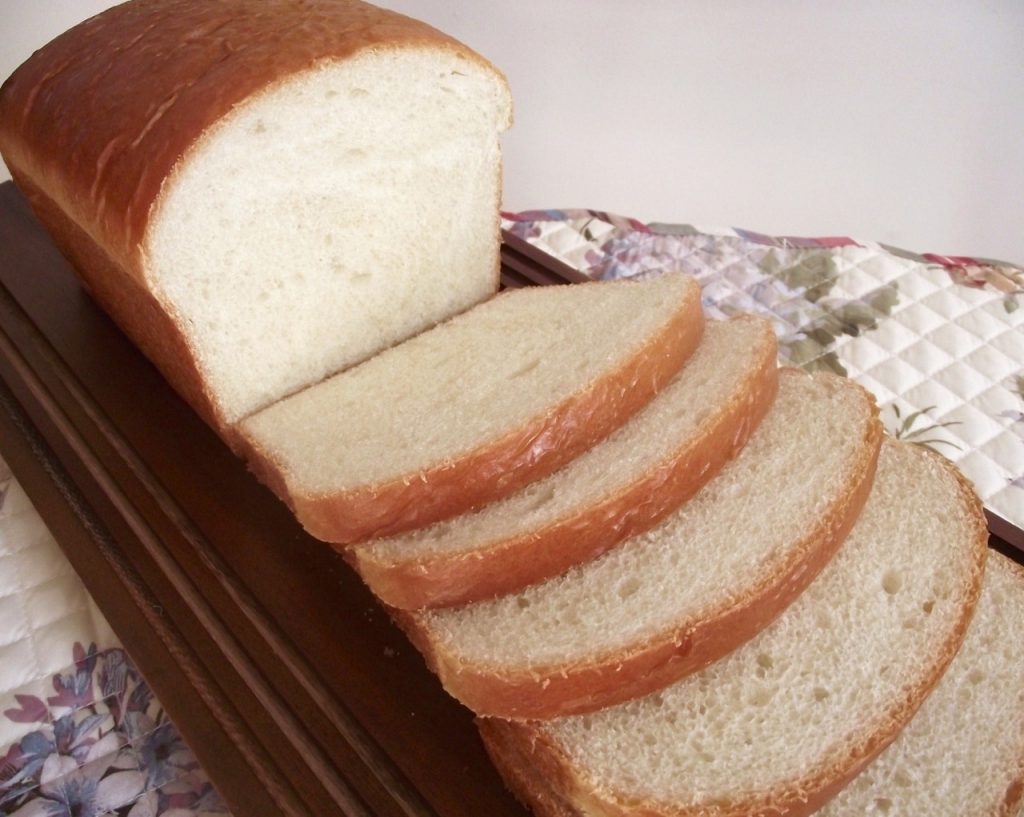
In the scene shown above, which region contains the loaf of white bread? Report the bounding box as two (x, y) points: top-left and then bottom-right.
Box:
(0, 0), (709, 545)
(2, 3), (1020, 816)
(0, 0), (512, 437)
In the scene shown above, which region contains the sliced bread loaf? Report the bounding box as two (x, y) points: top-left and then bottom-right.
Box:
(399, 369), (882, 718)
(479, 440), (989, 817)
(350, 316), (779, 609)
(239, 273), (703, 544)
(819, 552), (1024, 817)
(0, 0), (512, 434)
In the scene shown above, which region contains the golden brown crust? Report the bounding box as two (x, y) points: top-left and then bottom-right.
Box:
(998, 777), (1024, 817)
(479, 441), (991, 817)
(0, 0), (510, 434)
(348, 316), (780, 609)
(241, 277), (705, 544)
(402, 372), (884, 719)
(479, 718), (588, 817)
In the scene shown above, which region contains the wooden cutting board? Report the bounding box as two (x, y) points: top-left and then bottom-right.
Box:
(0, 180), (1016, 817)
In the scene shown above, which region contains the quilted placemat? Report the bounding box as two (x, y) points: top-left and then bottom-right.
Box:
(504, 209), (1024, 539)
(0, 455), (229, 817)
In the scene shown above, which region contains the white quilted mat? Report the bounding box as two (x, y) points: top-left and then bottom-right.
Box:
(0, 456), (228, 817)
(505, 210), (1024, 535)
(0, 459), (116, 753)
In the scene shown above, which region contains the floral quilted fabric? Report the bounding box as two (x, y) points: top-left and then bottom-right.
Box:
(505, 210), (1024, 538)
(0, 459), (228, 817)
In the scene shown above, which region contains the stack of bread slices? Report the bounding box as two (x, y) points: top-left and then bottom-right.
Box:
(1, 2), (1021, 816)
(246, 272), (1020, 817)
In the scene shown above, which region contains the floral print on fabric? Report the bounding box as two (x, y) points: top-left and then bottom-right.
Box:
(503, 208), (1024, 534)
(510, 210), (905, 377)
(925, 253), (1024, 315)
(0, 644), (227, 817)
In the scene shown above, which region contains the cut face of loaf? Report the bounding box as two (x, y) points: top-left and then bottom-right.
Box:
(148, 48), (510, 425)
(350, 316), (779, 609)
(403, 369), (883, 719)
(819, 552), (1024, 817)
(239, 273), (703, 544)
(0, 0), (512, 432)
(479, 441), (989, 817)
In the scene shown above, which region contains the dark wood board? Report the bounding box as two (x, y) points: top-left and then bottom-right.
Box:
(0, 180), (1018, 817)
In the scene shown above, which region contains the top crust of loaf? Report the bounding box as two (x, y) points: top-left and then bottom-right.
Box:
(0, 0), (510, 274)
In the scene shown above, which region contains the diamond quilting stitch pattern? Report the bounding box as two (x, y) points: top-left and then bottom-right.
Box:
(504, 209), (1024, 536)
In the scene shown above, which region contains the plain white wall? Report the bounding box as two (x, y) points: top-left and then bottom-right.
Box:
(2, 1), (1021, 261)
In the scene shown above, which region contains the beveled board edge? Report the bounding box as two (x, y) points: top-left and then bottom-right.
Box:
(0, 328), (318, 817)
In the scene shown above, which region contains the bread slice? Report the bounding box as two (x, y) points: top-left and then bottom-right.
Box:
(239, 273), (703, 543)
(400, 369), (883, 718)
(350, 316), (779, 609)
(479, 440), (989, 817)
(0, 0), (512, 434)
(818, 552), (1024, 817)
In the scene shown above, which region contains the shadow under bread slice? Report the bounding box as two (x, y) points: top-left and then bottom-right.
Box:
(479, 440), (989, 817)
(350, 316), (779, 609)
(399, 369), (883, 719)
